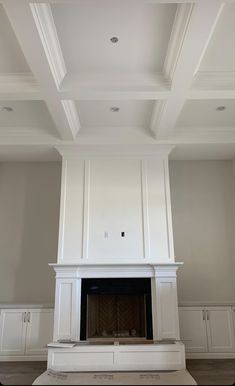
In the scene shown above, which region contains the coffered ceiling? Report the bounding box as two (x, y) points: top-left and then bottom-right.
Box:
(0, 0), (235, 160)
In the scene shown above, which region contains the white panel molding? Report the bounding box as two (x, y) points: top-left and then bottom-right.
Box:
(30, 3), (67, 89)
(155, 278), (180, 340)
(61, 100), (80, 138)
(53, 278), (81, 342)
(54, 150), (176, 263)
(57, 158), (85, 263)
(164, 4), (194, 81)
(163, 158), (175, 260)
(140, 160), (150, 260)
(57, 159), (67, 262)
(82, 160), (91, 261)
(54, 281), (73, 341)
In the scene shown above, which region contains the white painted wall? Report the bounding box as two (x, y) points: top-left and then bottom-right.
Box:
(170, 160), (235, 303)
(0, 162), (61, 304)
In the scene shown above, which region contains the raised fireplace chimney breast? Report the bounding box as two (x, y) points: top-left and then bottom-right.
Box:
(48, 145), (185, 372)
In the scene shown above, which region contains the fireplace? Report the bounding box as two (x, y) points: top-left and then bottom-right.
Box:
(48, 147), (185, 372)
(80, 278), (153, 341)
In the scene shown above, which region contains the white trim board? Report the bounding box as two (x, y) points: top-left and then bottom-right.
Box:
(186, 353), (235, 359)
(0, 355), (47, 362)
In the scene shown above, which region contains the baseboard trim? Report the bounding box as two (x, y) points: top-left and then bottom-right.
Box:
(0, 355), (47, 362)
(186, 352), (235, 359)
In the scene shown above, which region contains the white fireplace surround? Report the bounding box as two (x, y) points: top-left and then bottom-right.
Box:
(48, 146), (186, 372)
(48, 262), (185, 372)
(51, 263), (183, 343)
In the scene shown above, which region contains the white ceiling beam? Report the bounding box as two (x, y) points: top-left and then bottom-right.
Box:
(59, 90), (170, 101)
(188, 90), (235, 100)
(0, 73), (43, 100)
(60, 71), (170, 101)
(30, 3), (66, 89)
(61, 100), (81, 136)
(151, 1), (225, 138)
(2, 0), (79, 140)
(192, 70), (235, 91)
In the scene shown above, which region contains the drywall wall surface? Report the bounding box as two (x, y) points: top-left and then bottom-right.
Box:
(0, 162), (61, 304)
(170, 160), (235, 303)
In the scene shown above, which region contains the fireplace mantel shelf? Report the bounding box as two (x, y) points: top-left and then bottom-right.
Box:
(49, 262), (184, 279)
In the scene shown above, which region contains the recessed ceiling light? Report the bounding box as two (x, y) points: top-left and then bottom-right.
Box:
(216, 106), (226, 111)
(110, 37), (119, 43)
(0, 106), (13, 112)
(110, 106), (120, 112)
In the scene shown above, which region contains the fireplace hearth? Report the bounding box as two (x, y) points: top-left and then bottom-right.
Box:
(80, 278), (153, 341)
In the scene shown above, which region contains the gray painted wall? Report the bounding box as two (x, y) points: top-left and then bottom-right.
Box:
(170, 160), (235, 302)
(0, 162), (61, 304)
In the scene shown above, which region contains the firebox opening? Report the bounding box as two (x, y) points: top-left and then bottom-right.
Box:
(80, 278), (153, 341)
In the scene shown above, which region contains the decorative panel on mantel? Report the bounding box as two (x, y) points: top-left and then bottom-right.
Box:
(58, 156), (174, 263)
(84, 159), (144, 260)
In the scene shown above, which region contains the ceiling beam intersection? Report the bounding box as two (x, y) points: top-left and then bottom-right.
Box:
(2, 0), (80, 140)
(151, 0), (225, 139)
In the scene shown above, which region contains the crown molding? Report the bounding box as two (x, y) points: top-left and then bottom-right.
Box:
(55, 144), (175, 158)
(30, 3), (67, 89)
(164, 3), (194, 82)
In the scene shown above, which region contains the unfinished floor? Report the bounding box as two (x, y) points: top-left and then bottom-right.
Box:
(0, 360), (235, 385)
